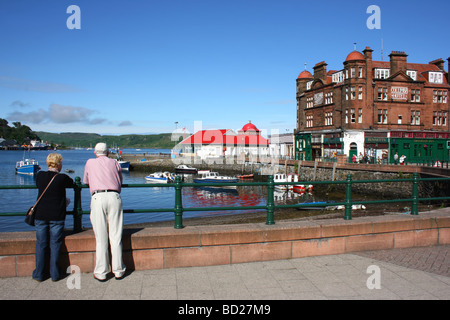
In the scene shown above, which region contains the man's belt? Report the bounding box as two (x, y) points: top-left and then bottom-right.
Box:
(92, 189), (119, 195)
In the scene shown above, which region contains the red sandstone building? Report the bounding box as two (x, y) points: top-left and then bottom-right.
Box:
(295, 47), (450, 164)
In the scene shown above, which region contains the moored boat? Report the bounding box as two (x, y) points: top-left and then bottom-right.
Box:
(15, 159), (40, 175)
(193, 171), (239, 186)
(145, 171), (175, 183)
(238, 174), (254, 179)
(118, 160), (130, 171)
(175, 165), (198, 174)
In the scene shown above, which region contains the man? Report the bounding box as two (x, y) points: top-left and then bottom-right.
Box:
(83, 143), (126, 281)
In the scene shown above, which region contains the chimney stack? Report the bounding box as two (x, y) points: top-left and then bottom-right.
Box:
(313, 61), (328, 83)
(389, 51), (408, 75)
(430, 58), (445, 71)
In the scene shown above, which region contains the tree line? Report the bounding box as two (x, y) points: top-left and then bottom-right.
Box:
(0, 118), (40, 145)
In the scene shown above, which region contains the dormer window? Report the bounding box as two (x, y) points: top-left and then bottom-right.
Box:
(406, 70), (417, 81)
(429, 72), (443, 84)
(375, 68), (390, 79)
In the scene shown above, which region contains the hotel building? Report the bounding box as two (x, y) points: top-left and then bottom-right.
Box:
(295, 47), (450, 164)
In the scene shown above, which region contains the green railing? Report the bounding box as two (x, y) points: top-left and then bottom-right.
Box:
(0, 173), (449, 232)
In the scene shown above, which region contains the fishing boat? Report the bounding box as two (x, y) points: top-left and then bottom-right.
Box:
(15, 158), (40, 175)
(193, 171), (239, 186)
(118, 160), (130, 171)
(175, 164), (198, 174)
(274, 173), (289, 191)
(144, 171), (175, 183)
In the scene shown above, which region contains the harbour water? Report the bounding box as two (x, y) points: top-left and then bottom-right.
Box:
(0, 149), (308, 232)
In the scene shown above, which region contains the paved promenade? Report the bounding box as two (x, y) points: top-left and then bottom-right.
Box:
(1, 245), (448, 300)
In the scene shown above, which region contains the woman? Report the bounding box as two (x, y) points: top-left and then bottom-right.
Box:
(32, 153), (74, 282)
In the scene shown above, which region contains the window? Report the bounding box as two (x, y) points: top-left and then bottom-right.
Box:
(377, 109), (387, 124)
(306, 115), (313, 128)
(411, 110), (420, 125)
(411, 89), (420, 102)
(351, 68), (355, 78)
(332, 71), (344, 83)
(350, 108), (356, 123)
(351, 86), (356, 100)
(434, 111), (448, 126)
(358, 108), (362, 123)
(429, 72), (443, 84)
(398, 115), (402, 124)
(325, 92), (333, 104)
(306, 97), (313, 108)
(358, 86), (363, 100)
(358, 67), (363, 78)
(407, 70), (417, 81)
(345, 109), (348, 124)
(345, 88), (349, 101)
(375, 69), (390, 79)
(306, 81), (313, 90)
(378, 87), (388, 100)
(325, 112), (333, 126)
(434, 90), (448, 103)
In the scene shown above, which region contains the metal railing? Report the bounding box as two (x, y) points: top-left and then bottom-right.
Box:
(0, 173), (449, 232)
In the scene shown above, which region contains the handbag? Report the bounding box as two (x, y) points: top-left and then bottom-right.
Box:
(25, 174), (58, 226)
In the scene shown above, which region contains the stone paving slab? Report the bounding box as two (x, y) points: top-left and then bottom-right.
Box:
(0, 245), (449, 301)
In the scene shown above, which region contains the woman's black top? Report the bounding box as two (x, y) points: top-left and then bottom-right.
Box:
(35, 171), (74, 221)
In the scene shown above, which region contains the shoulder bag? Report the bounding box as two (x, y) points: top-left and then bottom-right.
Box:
(25, 174), (58, 226)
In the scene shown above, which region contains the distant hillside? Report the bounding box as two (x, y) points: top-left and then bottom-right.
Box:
(34, 131), (182, 149)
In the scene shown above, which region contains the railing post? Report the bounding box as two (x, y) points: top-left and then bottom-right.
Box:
(344, 174), (352, 220)
(266, 175), (275, 225)
(174, 175), (184, 229)
(73, 177), (83, 233)
(411, 172), (419, 215)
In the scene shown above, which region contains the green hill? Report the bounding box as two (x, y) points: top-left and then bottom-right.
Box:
(34, 131), (182, 149)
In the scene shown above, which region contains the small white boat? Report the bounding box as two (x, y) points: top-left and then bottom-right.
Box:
(193, 171), (239, 186)
(274, 173), (313, 193)
(145, 171), (175, 183)
(175, 164), (198, 174)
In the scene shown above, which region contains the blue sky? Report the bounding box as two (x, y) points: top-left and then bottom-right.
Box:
(0, 0), (449, 137)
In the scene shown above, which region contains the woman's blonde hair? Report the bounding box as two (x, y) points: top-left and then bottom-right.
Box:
(46, 153), (63, 169)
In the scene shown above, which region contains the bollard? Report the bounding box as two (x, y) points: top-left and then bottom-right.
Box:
(266, 175), (275, 225)
(411, 172), (419, 215)
(73, 177), (83, 233)
(344, 174), (352, 220)
(174, 175), (184, 229)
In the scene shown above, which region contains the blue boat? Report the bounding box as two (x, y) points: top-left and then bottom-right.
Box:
(118, 160), (130, 171)
(15, 158), (40, 175)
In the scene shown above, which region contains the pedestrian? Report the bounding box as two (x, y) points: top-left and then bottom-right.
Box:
(394, 152), (399, 165)
(352, 154), (356, 163)
(83, 142), (126, 281)
(33, 153), (74, 282)
(399, 155), (406, 165)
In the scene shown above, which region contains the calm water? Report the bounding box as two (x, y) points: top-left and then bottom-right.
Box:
(0, 149), (305, 232)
